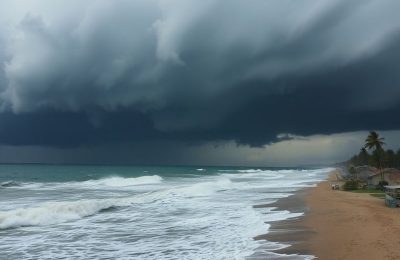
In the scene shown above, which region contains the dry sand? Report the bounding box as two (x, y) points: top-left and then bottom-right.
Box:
(303, 170), (400, 260)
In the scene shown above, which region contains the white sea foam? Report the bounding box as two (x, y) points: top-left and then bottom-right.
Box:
(238, 169), (263, 173)
(81, 175), (163, 187)
(6, 175), (163, 191)
(170, 177), (233, 197)
(257, 207), (304, 222)
(0, 167), (332, 259)
(0, 198), (128, 229)
(0, 177), (234, 229)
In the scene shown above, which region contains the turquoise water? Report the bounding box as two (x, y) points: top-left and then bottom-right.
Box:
(0, 164), (219, 182)
(0, 164), (331, 259)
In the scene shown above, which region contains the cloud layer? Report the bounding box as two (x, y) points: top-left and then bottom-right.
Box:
(0, 0), (400, 148)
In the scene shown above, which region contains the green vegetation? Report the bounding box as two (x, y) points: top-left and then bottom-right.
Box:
(350, 189), (385, 198)
(370, 193), (385, 199)
(345, 131), (398, 192)
(349, 131), (400, 170)
(343, 180), (359, 191)
(365, 131), (385, 181)
(351, 189), (384, 194)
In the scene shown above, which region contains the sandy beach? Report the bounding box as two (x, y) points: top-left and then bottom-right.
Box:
(302, 170), (400, 260)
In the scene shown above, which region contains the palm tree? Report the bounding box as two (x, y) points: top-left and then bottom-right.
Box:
(359, 147), (369, 166)
(364, 131), (385, 181)
(365, 131), (385, 151)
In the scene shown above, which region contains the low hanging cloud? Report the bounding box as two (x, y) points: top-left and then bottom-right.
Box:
(2, 130), (400, 166)
(0, 0), (400, 148)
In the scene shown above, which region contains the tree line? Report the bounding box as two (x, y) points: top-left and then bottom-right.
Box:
(348, 131), (400, 169)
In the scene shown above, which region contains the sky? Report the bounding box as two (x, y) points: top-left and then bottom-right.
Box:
(0, 0), (400, 166)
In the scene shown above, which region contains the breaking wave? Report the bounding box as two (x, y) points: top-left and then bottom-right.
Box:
(0, 166), (332, 259)
(81, 175), (163, 187)
(2, 175), (163, 190)
(0, 177), (235, 229)
(0, 198), (131, 229)
(169, 177), (233, 197)
(1, 181), (21, 188)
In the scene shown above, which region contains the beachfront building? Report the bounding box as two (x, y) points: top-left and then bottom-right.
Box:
(368, 168), (400, 187)
(351, 166), (379, 188)
(354, 166), (378, 180)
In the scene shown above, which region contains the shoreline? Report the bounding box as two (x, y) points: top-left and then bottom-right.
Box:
(251, 188), (315, 259)
(263, 189), (313, 257)
(267, 169), (400, 259)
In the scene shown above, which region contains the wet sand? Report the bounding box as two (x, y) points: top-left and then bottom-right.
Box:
(261, 189), (314, 259)
(252, 189), (314, 259)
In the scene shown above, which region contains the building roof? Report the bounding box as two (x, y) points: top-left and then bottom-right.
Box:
(389, 172), (400, 182)
(369, 173), (381, 179)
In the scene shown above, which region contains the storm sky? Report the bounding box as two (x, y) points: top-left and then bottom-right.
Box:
(0, 0), (400, 166)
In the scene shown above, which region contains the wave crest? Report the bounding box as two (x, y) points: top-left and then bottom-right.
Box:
(82, 175), (163, 187)
(2, 175), (164, 190)
(0, 181), (21, 188)
(0, 198), (132, 229)
(172, 177), (233, 197)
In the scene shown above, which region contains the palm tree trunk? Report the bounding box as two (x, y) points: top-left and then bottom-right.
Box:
(379, 152), (384, 183)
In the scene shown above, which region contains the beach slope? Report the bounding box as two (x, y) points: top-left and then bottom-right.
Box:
(304, 171), (400, 260)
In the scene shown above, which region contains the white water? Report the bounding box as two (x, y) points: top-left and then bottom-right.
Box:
(81, 175), (163, 187)
(0, 167), (332, 259)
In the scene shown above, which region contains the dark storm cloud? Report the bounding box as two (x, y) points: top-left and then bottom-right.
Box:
(0, 0), (400, 147)
(0, 110), (163, 146)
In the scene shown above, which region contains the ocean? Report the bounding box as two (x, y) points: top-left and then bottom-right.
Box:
(0, 164), (332, 259)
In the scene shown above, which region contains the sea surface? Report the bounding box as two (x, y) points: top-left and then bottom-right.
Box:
(0, 164), (332, 259)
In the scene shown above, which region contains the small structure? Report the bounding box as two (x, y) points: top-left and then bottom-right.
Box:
(351, 166), (379, 189)
(331, 171), (342, 190)
(369, 169), (400, 187)
(355, 166), (379, 181)
(384, 185), (400, 208)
